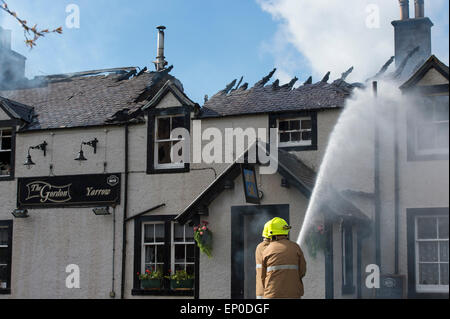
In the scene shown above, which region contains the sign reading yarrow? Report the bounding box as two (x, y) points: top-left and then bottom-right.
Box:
(17, 173), (121, 208)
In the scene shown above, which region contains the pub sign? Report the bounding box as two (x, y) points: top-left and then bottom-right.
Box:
(17, 173), (121, 208)
(241, 164), (260, 205)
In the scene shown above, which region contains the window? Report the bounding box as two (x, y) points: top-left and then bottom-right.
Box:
(147, 107), (191, 174)
(278, 117), (312, 147)
(0, 128), (13, 178)
(415, 101), (449, 155)
(415, 216), (449, 293)
(133, 216), (197, 296)
(0, 221), (12, 294)
(269, 112), (317, 151)
(408, 96), (449, 161)
(154, 115), (186, 169)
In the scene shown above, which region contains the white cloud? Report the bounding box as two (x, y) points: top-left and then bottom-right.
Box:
(257, 0), (449, 83)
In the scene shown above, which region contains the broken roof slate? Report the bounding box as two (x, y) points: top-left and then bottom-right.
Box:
(0, 69), (174, 131)
(199, 79), (355, 119)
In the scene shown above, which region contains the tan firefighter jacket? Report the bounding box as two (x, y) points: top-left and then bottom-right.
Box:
(255, 239), (271, 299)
(261, 238), (307, 299)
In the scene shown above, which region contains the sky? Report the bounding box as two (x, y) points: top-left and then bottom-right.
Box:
(0, 0), (449, 104)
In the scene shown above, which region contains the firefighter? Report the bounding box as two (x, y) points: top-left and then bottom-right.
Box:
(261, 217), (307, 299)
(255, 220), (272, 299)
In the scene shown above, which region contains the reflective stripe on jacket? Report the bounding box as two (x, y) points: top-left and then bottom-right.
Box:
(255, 239), (271, 299)
(261, 238), (307, 299)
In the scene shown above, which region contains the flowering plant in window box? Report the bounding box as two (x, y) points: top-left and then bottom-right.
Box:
(194, 221), (213, 258)
(304, 223), (326, 259)
(166, 269), (195, 290)
(137, 268), (163, 290)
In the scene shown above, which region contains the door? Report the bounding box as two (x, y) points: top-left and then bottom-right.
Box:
(231, 204), (289, 299)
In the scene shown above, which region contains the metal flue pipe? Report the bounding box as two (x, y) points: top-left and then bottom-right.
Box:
(154, 26), (168, 71)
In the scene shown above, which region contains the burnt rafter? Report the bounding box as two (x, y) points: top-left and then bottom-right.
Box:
(321, 71), (331, 83)
(117, 69), (137, 82)
(254, 68), (277, 88)
(230, 76), (244, 94)
(280, 77), (298, 90)
(137, 67), (148, 77)
(219, 79), (238, 95)
(303, 76), (313, 85)
(340, 67), (354, 81)
(272, 79), (280, 90)
(237, 83), (249, 91)
(366, 56), (395, 82)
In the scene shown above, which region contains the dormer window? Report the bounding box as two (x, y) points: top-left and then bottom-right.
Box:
(269, 111), (318, 151)
(155, 114), (186, 169)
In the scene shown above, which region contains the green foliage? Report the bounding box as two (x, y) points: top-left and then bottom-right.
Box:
(137, 268), (163, 281)
(165, 269), (194, 283)
(194, 221), (213, 258)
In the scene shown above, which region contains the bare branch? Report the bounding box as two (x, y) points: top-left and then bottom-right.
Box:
(0, 0), (62, 48)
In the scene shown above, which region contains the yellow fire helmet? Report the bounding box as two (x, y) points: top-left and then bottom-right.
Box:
(262, 220), (272, 239)
(268, 217), (292, 236)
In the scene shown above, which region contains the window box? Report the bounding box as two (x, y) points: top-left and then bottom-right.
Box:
(140, 279), (162, 290)
(170, 279), (194, 290)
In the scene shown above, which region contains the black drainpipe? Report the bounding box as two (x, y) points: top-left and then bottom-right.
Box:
(373, 81), (381, 270)
(394, 100), (400, 274)
(120, 123), (129, 299)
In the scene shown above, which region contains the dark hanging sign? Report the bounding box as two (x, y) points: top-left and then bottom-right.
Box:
(241, 164), (260, 205)
(17, 173), (121, 208)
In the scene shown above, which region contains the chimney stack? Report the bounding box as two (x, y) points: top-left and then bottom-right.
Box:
(398, 0), (410, 20)
(415, 0), (425, 18)
(392, 0), (433, 80)
(154, 26), (168, 72)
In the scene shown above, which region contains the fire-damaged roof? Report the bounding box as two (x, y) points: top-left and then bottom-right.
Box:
(175, 146), (370, 227)
(199, 68), (357, 119)
(0, 66), (188, 131)
(0, 96), (35, 123)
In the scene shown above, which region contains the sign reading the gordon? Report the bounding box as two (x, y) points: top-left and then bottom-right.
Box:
(17, 174), (121, 208)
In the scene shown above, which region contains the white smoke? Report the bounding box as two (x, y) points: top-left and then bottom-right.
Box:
(257, 0), (449, 83)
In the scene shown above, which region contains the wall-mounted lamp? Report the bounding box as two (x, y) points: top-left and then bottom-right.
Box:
(75, 138), (99, 161)
(93, 207), (110, 216)
(24, 141), (48, 169)
(12, 208), (29, 218)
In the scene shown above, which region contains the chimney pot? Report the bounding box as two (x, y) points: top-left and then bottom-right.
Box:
(398, 0), (410, 20)
(415, 0), (425, 18)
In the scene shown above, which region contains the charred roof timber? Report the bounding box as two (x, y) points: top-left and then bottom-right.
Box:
(254, 68), (276, 88)
(303, 76), (313, 85)
(340, 67), (354, 81)
(321, 72), (331, 83)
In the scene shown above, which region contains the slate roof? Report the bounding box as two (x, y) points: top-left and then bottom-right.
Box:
(199, 75), (357, 119)
(0, 67), (184, 131)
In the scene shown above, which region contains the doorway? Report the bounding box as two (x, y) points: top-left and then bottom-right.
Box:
(231, 204), (289, 299)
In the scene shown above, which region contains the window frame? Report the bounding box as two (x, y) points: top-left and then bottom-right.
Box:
(407, 96), (449, 162)
(146, 107), (191, 174)
(414, 215), (449, 293)
(154, 114), (187, 170)
(0, 121), (16, 182)
(0, 220), (13, 295)
(269, 111), (318, 151)
(407, 208), (449, 299)
(132, 215), (199, 297)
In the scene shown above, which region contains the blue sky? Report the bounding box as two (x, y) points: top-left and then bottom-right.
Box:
(1, 0), (449, 104)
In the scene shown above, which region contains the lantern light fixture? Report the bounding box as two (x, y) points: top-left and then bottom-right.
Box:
(75, 138), (99, 161)
(24, 141), (47, 169)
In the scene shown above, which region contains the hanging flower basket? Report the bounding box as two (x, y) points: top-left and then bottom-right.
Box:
(304, 224), (327, 259)
(194, 221), (213, 258)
